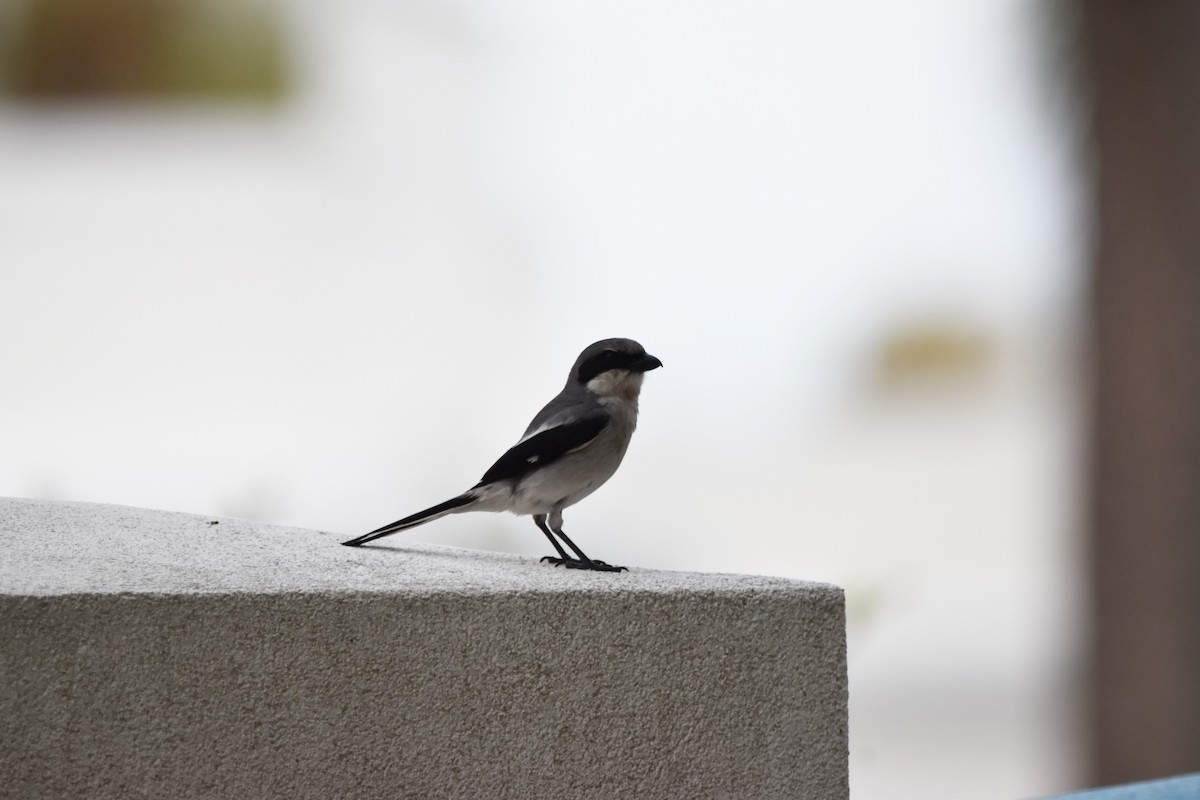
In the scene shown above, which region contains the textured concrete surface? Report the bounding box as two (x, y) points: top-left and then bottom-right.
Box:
(0, 497), (848, 799)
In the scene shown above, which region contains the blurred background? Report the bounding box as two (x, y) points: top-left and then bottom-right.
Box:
(2, 1), (1197, 797)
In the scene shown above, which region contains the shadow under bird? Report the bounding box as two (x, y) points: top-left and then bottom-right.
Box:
(342, 338), (663, 572)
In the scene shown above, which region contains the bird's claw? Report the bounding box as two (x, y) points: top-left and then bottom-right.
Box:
(540, 555), (627, 572)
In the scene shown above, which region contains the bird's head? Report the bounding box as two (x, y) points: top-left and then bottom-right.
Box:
(572, 338), (663, 401)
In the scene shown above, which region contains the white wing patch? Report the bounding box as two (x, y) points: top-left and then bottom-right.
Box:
(518, 423), (552, 444)
(518, 411), (591, 444)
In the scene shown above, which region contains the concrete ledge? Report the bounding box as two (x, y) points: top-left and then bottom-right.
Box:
(0, 498), (848, 799)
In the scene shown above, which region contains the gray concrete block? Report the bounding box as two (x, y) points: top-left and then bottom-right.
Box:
(0, 497), (848, 799)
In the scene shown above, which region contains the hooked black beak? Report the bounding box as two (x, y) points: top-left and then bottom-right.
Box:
(633, 353), (663, 372)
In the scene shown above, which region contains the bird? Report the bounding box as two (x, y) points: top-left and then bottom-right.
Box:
(341, 338), (662, 572)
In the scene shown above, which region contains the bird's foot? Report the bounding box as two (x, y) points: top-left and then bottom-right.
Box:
(540, 556), (628, 572)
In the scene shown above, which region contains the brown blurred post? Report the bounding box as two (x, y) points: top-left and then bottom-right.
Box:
(1083, 0), (1200, 785)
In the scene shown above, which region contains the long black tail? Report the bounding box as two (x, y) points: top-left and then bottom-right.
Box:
(341, 494), (476, 547)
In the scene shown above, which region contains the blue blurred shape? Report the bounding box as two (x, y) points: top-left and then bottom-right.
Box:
(1046, 774), (1200, 800)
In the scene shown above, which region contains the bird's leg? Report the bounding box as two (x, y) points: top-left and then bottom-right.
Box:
(533, 515), (574, 565)
(551, 525), (627, 573)
(536, 510), (627, 572)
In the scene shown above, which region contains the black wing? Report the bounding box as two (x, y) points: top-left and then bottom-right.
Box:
(476, 415), (608, 487)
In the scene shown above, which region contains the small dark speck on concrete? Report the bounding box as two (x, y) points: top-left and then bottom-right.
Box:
(206, 521), (219, 526)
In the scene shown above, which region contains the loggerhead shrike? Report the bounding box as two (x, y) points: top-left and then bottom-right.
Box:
(342, 338), (662, 572)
